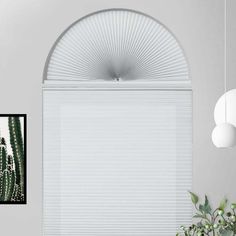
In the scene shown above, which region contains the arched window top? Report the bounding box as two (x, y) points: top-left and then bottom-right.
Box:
(44, 9), (190, 84)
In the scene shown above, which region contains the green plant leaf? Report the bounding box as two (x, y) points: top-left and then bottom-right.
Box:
(197, 222), (203, 227)
(231, 203), (236, 209)
(219, 228), (233, 236)
(189, 191), (199, 204)
(193, 213), (204, 219)
(199, 195), (212, 214)
(219, 198), (228, 211)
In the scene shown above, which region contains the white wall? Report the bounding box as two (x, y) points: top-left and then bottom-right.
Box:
(0, 0), (236, 235)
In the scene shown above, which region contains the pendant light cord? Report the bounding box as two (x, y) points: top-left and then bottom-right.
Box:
(224, 0), (227, 122)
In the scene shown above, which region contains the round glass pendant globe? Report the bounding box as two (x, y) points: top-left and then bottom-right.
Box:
(214, 89), (236, 127)
(212, 123), (236, 148)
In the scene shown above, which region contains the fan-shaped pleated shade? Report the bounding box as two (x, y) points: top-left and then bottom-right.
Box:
(45, 9), (189, 82)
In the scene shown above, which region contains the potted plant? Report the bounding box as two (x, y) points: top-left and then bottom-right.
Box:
(177, 192), (236, 236)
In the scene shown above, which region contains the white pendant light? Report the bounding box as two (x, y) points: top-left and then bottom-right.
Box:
(212, 123), (236, 148)
(214, 89), (236, 127)
(212, 0), (236, 148)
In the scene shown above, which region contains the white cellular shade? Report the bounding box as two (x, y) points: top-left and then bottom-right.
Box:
(43, 90), (192, 236)
(45, 9), (189, 82)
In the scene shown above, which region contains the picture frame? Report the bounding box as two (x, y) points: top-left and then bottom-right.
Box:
(0, 114), (26, 204)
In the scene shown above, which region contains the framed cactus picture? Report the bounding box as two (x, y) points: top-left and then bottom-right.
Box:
(0, 114), (26, 204)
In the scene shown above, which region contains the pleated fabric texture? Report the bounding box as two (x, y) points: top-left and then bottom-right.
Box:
(43, 90), (192, 236)
(46, 9), (189, 82)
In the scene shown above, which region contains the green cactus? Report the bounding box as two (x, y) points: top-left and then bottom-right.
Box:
(2, 170), (10, 201)
(0, 138), (8, 201)
(7, 155), (16, 200)
(8, 116), (24, 201)
(0, 117), (25, 202)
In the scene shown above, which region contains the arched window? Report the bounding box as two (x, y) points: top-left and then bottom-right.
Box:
(43, 9), (192, 236)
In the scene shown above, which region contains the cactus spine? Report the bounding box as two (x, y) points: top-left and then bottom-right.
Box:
(0, 117), (24, 202)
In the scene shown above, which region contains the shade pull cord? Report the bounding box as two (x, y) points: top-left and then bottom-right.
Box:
(224, 0), (227, 122)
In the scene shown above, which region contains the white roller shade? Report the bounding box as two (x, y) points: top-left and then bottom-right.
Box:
(43, 90), (192, 236)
